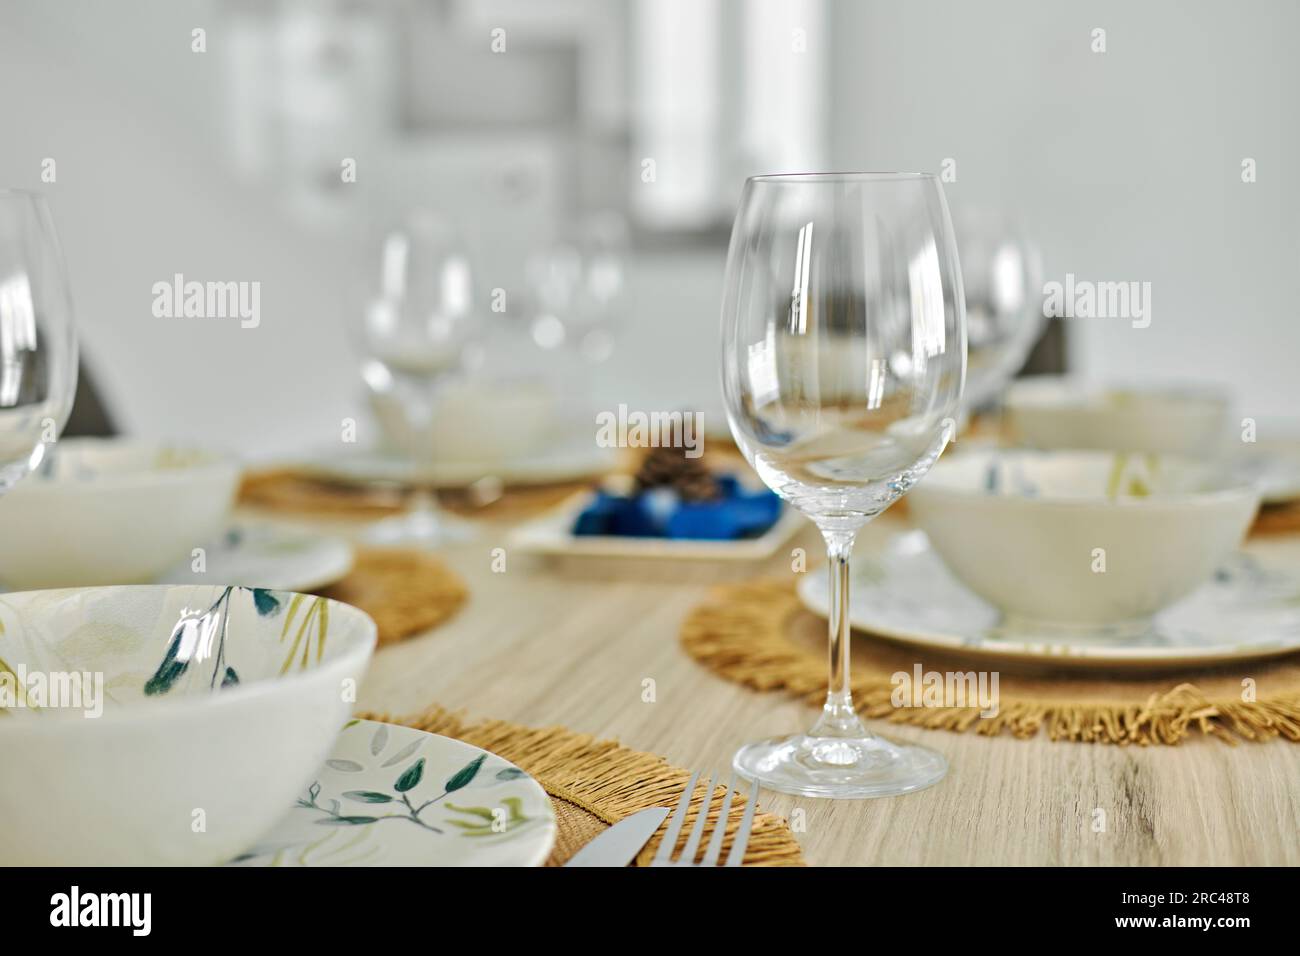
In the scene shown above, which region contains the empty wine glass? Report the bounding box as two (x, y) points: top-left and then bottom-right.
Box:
(952, 206), (1043, 412)
(355, 211), (481, 546)
(720, 172), (966, 798)
(526, 211), (627, 365)
(0, 190), (77, 494)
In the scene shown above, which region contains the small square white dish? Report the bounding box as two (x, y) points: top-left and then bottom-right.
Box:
(507, 491), (804, 564)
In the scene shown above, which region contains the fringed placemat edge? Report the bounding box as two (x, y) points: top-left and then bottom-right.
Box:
(361, 703), (805, 866)
(680, 580), (1300, 747)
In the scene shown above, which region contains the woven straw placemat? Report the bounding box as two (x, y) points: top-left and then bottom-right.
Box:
(1253, 501), (1300, 536)
(240, 468), (591, 522)
(681, 580), (1300, 746)
(316, 548), (467, 645)
(360, 704), (804, 866)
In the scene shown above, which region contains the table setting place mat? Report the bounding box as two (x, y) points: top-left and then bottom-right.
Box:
(681, 580), (1300, 746)
(1251, 499), (1300, 536)
(312, 547), (468, 646)
(359, 704), (806, 867)
(239, 468), (595, 523)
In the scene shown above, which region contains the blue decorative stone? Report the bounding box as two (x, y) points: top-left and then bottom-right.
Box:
(572, 475), (782, 541)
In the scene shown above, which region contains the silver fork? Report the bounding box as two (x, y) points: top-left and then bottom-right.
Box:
(649, 772), (758, 867)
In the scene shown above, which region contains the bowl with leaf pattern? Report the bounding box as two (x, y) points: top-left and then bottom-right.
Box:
(1004, 377), (1232, 457)
(907, 449), (1259, 631)
(0, 584), (376, 865)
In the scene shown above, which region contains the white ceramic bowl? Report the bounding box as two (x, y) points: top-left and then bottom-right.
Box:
(0, 439), (240, 589)
(907, 450), (1259, 629)
(368, 377), (557, 463)
(1004, 377), (1232, 457)
(0, 584), (376, 865)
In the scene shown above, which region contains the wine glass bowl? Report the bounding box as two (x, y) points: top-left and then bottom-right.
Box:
(720, 172), (966, 798)
(359, 212), (479, 446)
(0, 190), (77, 494)
(952, 207), (1044, 412)
(354, 211), (482, 545)
(525, 211), (628, 364)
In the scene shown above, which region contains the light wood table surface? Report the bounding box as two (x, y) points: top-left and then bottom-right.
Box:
(350, 510), (1300, 867)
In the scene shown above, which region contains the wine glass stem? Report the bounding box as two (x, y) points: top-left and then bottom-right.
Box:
(408, 485), (443, 530)
(810, 530), (870, 739)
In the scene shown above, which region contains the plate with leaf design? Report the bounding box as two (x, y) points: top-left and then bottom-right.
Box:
(228, 719), (556, 866)
(798, 530), (1300, 669)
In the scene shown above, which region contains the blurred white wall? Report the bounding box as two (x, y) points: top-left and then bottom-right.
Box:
(829, 0), (1300, 422)
(0, 0), (1295, 461)
(0, 0), (359, 458)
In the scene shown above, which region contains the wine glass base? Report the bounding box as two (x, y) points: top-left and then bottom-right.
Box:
(360, 510), (475, 549)
(732, 732), (947, 799)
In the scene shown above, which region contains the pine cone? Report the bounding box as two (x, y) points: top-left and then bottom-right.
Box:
(634, 446), (721, 502)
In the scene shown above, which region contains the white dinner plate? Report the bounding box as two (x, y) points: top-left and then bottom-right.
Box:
(1235, 436), (1300, 504)
(798, 530), (1300, 669)
(228, 719), (556, 866)
(300, 431), (617, 489)
(157, 524), (354, 592)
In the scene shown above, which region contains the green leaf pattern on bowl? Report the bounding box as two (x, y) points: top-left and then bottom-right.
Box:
(142, 585), (316, 697)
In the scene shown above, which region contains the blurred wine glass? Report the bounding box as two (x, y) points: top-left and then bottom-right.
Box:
(0, 190), (77, 495)
(952, 207), (1043, 413)
(355, 211), (482, 545)
(526, 211), (627, 365)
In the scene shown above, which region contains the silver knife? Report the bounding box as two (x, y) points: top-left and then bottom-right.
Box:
(564, 807), (670, 868)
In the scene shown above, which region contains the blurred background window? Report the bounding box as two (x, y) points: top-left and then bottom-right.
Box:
(2, 0), (1295, 455)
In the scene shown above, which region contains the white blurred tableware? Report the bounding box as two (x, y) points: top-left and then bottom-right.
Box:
(1005, 376), (1232, 457)
(526, 211), (628, 365)
(157, 523), (354, 592)
(368, 377), (556, 464)
(720, 172), (966, 799)
(799, 529), (1300, 669)
(354, 211), (484, 546)
(230, 719), (556, 867)
(0, 584), (375, 865)
(303, 421), (616, 489)
(1233, 429), (1300, 504)
(907, 449), (1259, 631)
(0, 190), (77, 494)
(0, 439), (239, 589)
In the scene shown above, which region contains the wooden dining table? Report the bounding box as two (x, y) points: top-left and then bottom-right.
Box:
(350, 507), (1300, 867)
